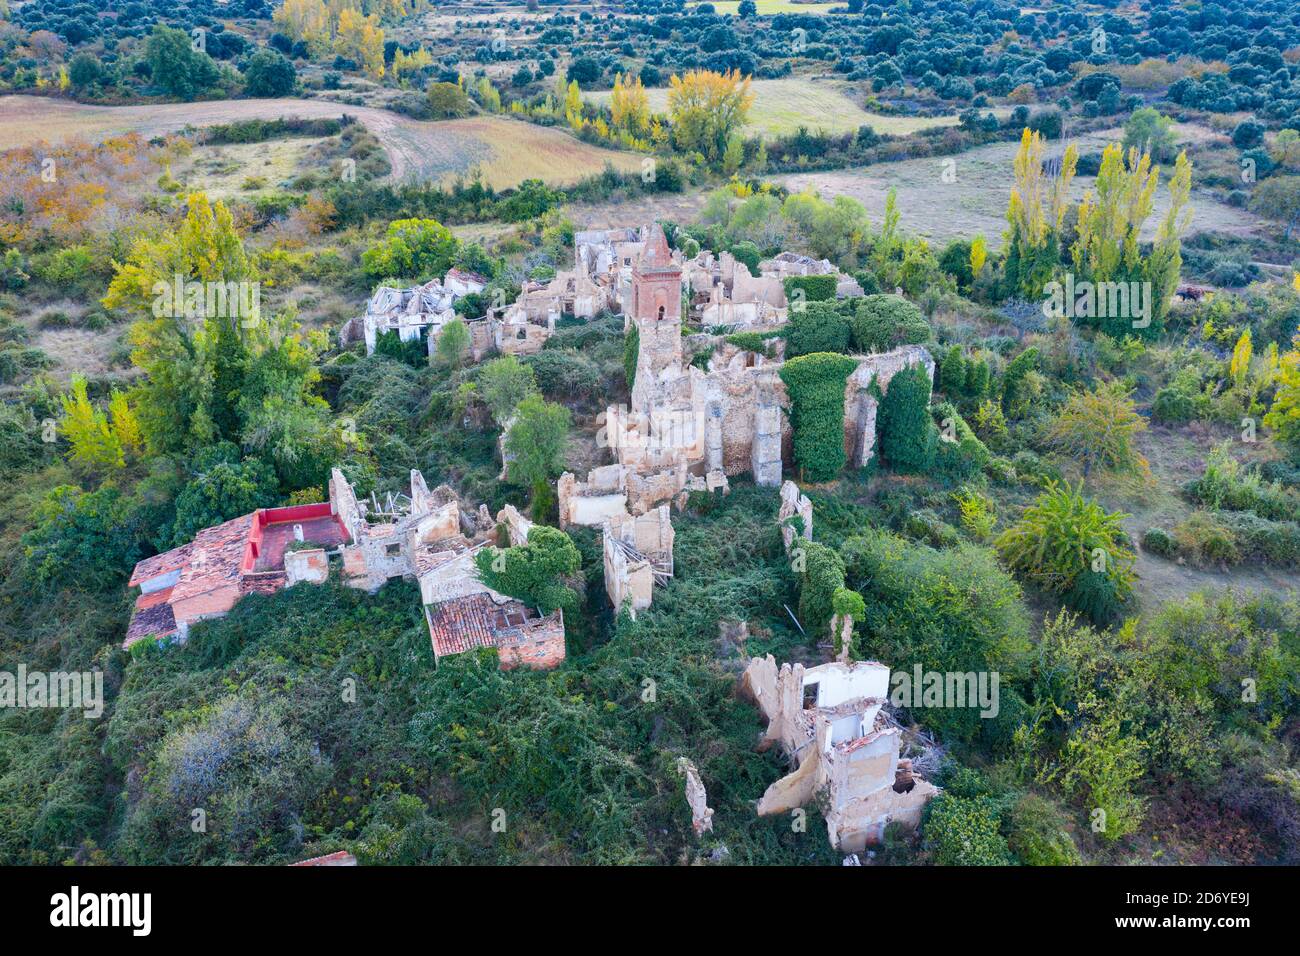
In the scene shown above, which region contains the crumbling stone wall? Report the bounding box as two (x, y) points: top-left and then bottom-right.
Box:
(738, 655), (939, 853)
(603, 506), (674, 618)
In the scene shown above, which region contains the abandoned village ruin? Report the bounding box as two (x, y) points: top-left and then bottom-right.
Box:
(125, 220), (940, 850)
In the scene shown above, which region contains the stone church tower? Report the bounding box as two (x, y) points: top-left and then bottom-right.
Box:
(630, 224), (683, 414)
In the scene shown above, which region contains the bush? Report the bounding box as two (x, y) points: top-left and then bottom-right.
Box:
(849, 295), (930, 353)
(782, 274), (837, 304)
(1006, 794), (1082, 865)
(780, 353), (859, 482)
(784, 301), (851, 357)
(1152, 385), (1201, 423)
(1141, 526), (1175, 557)
(878, 364), (937, 473)
(1172, 511), (1240, 566)
(995, 482), (1135, 624)
(924, 795), (1015, 866)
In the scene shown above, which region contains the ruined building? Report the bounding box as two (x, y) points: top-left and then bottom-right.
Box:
(739, 655), (938, 852)
(558, 224), (935, 530)
(125, 470), (565, 670)
(602, 506), (674, 618)
(341, 268), (489, 356)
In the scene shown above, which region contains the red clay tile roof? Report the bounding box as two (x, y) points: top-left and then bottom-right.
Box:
(125, 592), (177, 647)
(427, 593), (508, 658)
(168, 512), (256, 603)
(128, 543), (194, 587)
(240, 570), (287, 596)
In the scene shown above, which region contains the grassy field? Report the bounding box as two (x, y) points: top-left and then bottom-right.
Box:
(179, 138), (328, 201)
(0, 95), (642, 188)
(773, 125), (1271, 248)
(588, 78), (963, 139)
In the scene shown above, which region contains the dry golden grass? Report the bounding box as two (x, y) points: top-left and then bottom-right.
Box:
(588, 78), (965, 140)
(0, 95), (642, 188)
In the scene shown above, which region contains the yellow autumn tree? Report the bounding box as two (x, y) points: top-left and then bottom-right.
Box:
(970, 234), (987, 277)
(1230, 328), (1253, 387)
(274, 0), (332, 57)
(667, 68), (754, 166)
(108, 388), (145, 458)
(564, 79), (583, 129)
(1004, 128), (1077, 296)
(610, 72), (650, 134)
(60, 375), (124, 473)
(334, 7), (385, 79)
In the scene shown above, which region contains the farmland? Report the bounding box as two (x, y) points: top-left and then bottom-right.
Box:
(0, 95), (643, 187)
(587, 77), (966, 139)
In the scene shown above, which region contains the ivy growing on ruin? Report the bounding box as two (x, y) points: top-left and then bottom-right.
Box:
(779, 352), (858, 483)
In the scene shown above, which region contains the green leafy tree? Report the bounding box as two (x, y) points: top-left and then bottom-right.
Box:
(170, 455), (281, 546)
(426, 80), (473, 118)
(505, 394), (570, 515)
(362, 218), (459, 280)
(242, 49), (296, 97)
(478, 355), (538, 426)
(434, 318), (470, 369)
(924, 795), (1015, 865)
(475, 524), (581, 614)
(145, 25), (220, 100)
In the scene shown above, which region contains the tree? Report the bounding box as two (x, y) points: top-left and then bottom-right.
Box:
(1264, 344), (1300, 458)
(243, 49), (296, 97)
(145, 25), (220, 101)
(878, 364), (937, 472)
(434, 318), (469, 369)
(478, 355), (538, 426)
(1123, 107), (1175, 162)
(334, 7), (385, 80)
(1043, 383), (1148, 476)
(362, 218), (459, 280)
(667, 69), (754, 166)
(610, 72), (649, 134)
(505, 394), (570, 510)
(426, 81), (472, 118)
(475, 524), (581, 615)
(67, 51), (102, 89)
(1232, 119), (1265, 150)
(170, 455), (280, 546)
(59, 375), (123, 474)
(1004, 128), (1077, 298)
(1251, 176), (1300, 240)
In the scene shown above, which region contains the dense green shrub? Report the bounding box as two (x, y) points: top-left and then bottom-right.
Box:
(784, 301), (851, 357)
(782, 274), (838, 304)
(1005, 794), (1083, 865)
(995, 482), (1134, 624)
(924, 794), (1015, 866)
(780, 353), (859, 482)
(1141, 526), (1175, 557)
(878, 364), (937, 473)
(795, 540), (846, 637)
(849, 295), (930, 353)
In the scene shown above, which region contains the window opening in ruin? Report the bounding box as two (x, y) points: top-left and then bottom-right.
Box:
(385, 543), (401, 557)
(802, 682), (820, 709)
(657, 305), (665, 321)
